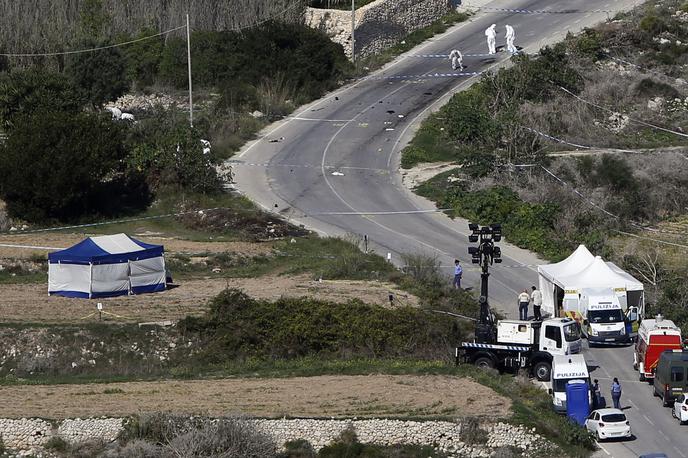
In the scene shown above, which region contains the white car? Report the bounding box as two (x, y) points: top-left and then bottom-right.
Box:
(672, 393), (688, 424)
(585, 408), (632, 441)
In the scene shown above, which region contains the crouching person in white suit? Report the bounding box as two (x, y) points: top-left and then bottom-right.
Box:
(449, 49), (463, 70)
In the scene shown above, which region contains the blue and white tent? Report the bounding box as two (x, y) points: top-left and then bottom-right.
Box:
(48, 233), (166, 298)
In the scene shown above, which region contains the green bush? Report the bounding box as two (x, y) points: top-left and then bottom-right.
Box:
(178, 288), (462, 363)
(66, 41), (129, 107)
(126, 112), (221, 193)
(159, 22), (350, 104)
(441, 86), (497, 146)
(633, 78), (681, 99)
(0, 110), (150, 223)
(0, 69), (84, 128)
(44, 436), (69, 453)
(280, 439), (317, 458)
(639, 14), (667, 35)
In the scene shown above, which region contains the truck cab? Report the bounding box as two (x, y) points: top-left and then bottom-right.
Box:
(551, 354), (591, 413)
(580, 291), (629, 345)
(498, 318), (582, 356)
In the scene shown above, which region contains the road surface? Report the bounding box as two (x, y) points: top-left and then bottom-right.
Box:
(234, 0), (687, 456)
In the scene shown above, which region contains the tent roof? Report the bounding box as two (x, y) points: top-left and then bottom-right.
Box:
(48, 233), (163, 264)
(606, 261), (644, 292)
(557, 256), (643, 292)
(538, 245), (595, 285)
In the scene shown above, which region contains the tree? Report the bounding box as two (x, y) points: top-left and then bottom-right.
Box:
(0, 111), (149, 222)
(0, 70), (84, 128)
(126, 112), (221, 193)
(66, 43), (129, 107)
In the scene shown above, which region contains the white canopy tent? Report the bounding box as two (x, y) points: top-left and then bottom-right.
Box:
(48, 233), (166, 298)
(537, 245), (595, 316)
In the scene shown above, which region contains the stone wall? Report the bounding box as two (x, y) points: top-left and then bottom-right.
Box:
(306, 0), (451, 59)
(0, 417), (558, 457)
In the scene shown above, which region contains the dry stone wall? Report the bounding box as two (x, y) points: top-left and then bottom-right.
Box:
(306, 0), (451, 59)
(0, 417), (558, 457)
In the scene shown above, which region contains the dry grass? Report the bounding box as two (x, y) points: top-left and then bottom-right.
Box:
(0, 375), (511, 419)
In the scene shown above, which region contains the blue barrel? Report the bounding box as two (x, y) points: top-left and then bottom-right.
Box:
(566, 379), (590, 426)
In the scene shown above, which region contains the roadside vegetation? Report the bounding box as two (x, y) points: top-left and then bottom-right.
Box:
(403, 0), (688, 329)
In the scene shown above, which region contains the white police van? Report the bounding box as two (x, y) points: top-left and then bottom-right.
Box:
(550, 354), (591, 413)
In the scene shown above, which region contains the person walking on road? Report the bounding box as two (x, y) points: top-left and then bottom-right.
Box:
(505, 24), (517, 54)
(485, 24), (497, 55)
(518, 289), (530, 320)
(453, 259), (463, 289)
(449, 49), (464, 71)
(611, 378), (622, 409)
(531, 285), (542, 321)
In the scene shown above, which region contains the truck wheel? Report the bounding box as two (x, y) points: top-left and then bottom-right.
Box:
(534, 361), (551, 381)
(474, 357), (495, 371)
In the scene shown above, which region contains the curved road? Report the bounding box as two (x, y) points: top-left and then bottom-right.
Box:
(233, 0), (688, 456)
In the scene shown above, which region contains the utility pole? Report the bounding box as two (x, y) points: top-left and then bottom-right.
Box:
(186, 13), (194, 128)
(351, 0), (355, 64)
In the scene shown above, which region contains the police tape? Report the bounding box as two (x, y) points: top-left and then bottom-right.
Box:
(460, 4), (616, 14)
(364, 71), (483, 81)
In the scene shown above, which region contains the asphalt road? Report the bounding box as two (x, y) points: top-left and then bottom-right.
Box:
(233, 0), (688, 456)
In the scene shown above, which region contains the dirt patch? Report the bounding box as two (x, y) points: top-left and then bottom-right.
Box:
(401, 162), (458, 189)
(0, 375), (510, 419)
(0, 275), (418, 324)
(0, 233), (272, 260)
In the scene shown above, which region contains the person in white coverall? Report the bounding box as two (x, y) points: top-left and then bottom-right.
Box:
(505, 24), (517, 54)
(485, 24), (497, 54)
(449, 49), (463, 70)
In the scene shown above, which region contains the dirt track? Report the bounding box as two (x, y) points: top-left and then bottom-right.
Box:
(0, 275), (418, 324)
(0, 375), (510, 420)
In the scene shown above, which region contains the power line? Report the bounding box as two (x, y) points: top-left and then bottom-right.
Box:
(0, 26), (186, 57)
(556, 85), (688, 139)
(0, 1), (304, 58)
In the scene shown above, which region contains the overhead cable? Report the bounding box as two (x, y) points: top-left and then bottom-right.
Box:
(0, 26), (187, 57)
(557, 85), (688, 139)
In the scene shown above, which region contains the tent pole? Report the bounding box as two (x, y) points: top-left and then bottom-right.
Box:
(89, 262), (93, 299)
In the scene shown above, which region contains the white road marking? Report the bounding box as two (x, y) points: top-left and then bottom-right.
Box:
(643, 414), (655, 426)
(674, 446), (687, 458)
(595, 441), (612, 456)
(659, 429), (669, 440)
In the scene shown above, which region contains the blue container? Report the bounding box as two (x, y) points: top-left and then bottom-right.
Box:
(566, 379), (590, 426)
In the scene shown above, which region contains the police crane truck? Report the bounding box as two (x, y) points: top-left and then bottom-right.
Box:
(455, 224), (582, 381)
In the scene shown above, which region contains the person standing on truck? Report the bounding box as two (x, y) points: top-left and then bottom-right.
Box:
(518, 289), (530, 320)
(453, 259), (463, 289)
(611, 377), (622, 409)
(531, 285), (542, 321)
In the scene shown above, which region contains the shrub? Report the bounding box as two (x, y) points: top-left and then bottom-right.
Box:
(178, 288), (462, 363)
(639, 13), (667, 35)
(441, 87), (497, 146)
(633, 78), (681, 99)
(66, 41), (130, 107)
(0, 69), (84, 128)
(0, 110), (150, 223)
(460, 417), (488, 445)
(166, 417), (276, 458)
(126, 113), (221, 193)
(44, 436), (69, 453)
(280, 439), (317, 458)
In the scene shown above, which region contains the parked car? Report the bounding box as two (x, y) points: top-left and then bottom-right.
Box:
(653, 350), (688, 406)
(584, 408), (632, 441)
(672, 393), (688, 424)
